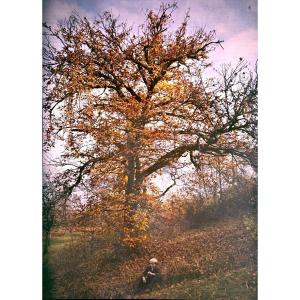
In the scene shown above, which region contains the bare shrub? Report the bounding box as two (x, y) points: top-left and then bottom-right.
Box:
(184, 176), (257, 228)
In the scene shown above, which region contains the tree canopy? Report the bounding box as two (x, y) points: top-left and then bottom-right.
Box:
(43, 3), (257, 248)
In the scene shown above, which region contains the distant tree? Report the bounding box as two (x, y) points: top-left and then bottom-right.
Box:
(43, 3), (257, 248)
(42, 175), (69, 254)
(43, 177), (57, 254)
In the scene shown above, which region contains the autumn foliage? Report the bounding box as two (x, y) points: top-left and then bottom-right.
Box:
(43, 3), (257, 249)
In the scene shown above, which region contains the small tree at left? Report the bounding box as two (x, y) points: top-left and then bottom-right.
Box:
(42, 175), (67, 254)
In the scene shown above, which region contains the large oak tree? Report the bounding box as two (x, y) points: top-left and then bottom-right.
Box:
(43, 3), (257, 247)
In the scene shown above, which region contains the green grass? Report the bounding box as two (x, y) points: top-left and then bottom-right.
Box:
(48, 232), (82, 253)
(44, 233), (82, 299)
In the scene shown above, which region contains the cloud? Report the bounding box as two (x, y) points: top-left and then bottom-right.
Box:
(91, 0), (236, 35)
(210, 28), (257, 67)
(43, 0), (92, 25)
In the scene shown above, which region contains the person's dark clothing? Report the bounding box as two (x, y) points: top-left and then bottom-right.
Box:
(135, 265), (160, 293)
(142, 266), (160, 284)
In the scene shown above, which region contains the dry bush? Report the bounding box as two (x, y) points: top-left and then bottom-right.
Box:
(48, 233), (144, 298)
(184, 177), (257, 228)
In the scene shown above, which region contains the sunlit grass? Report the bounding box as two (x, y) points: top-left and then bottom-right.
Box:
(49, 232), (82, 253)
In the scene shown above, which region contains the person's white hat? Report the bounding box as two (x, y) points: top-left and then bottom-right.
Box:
(149, 258), (158, 263)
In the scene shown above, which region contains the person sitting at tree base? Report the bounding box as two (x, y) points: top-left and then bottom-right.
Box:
(136, 258), (161, 292)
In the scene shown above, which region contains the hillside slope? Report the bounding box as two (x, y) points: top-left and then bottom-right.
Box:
(47, 212), (257, 299)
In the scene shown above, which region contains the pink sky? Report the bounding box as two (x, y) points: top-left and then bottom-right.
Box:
(43, 0), (257, 68)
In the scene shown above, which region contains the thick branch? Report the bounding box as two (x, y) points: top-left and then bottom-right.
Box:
(140, 143), (197, 179)
(66, 152), (116, 196)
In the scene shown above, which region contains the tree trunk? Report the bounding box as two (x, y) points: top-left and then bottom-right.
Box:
(122, 141), (148, 248)
(43, 229), (51, 255)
